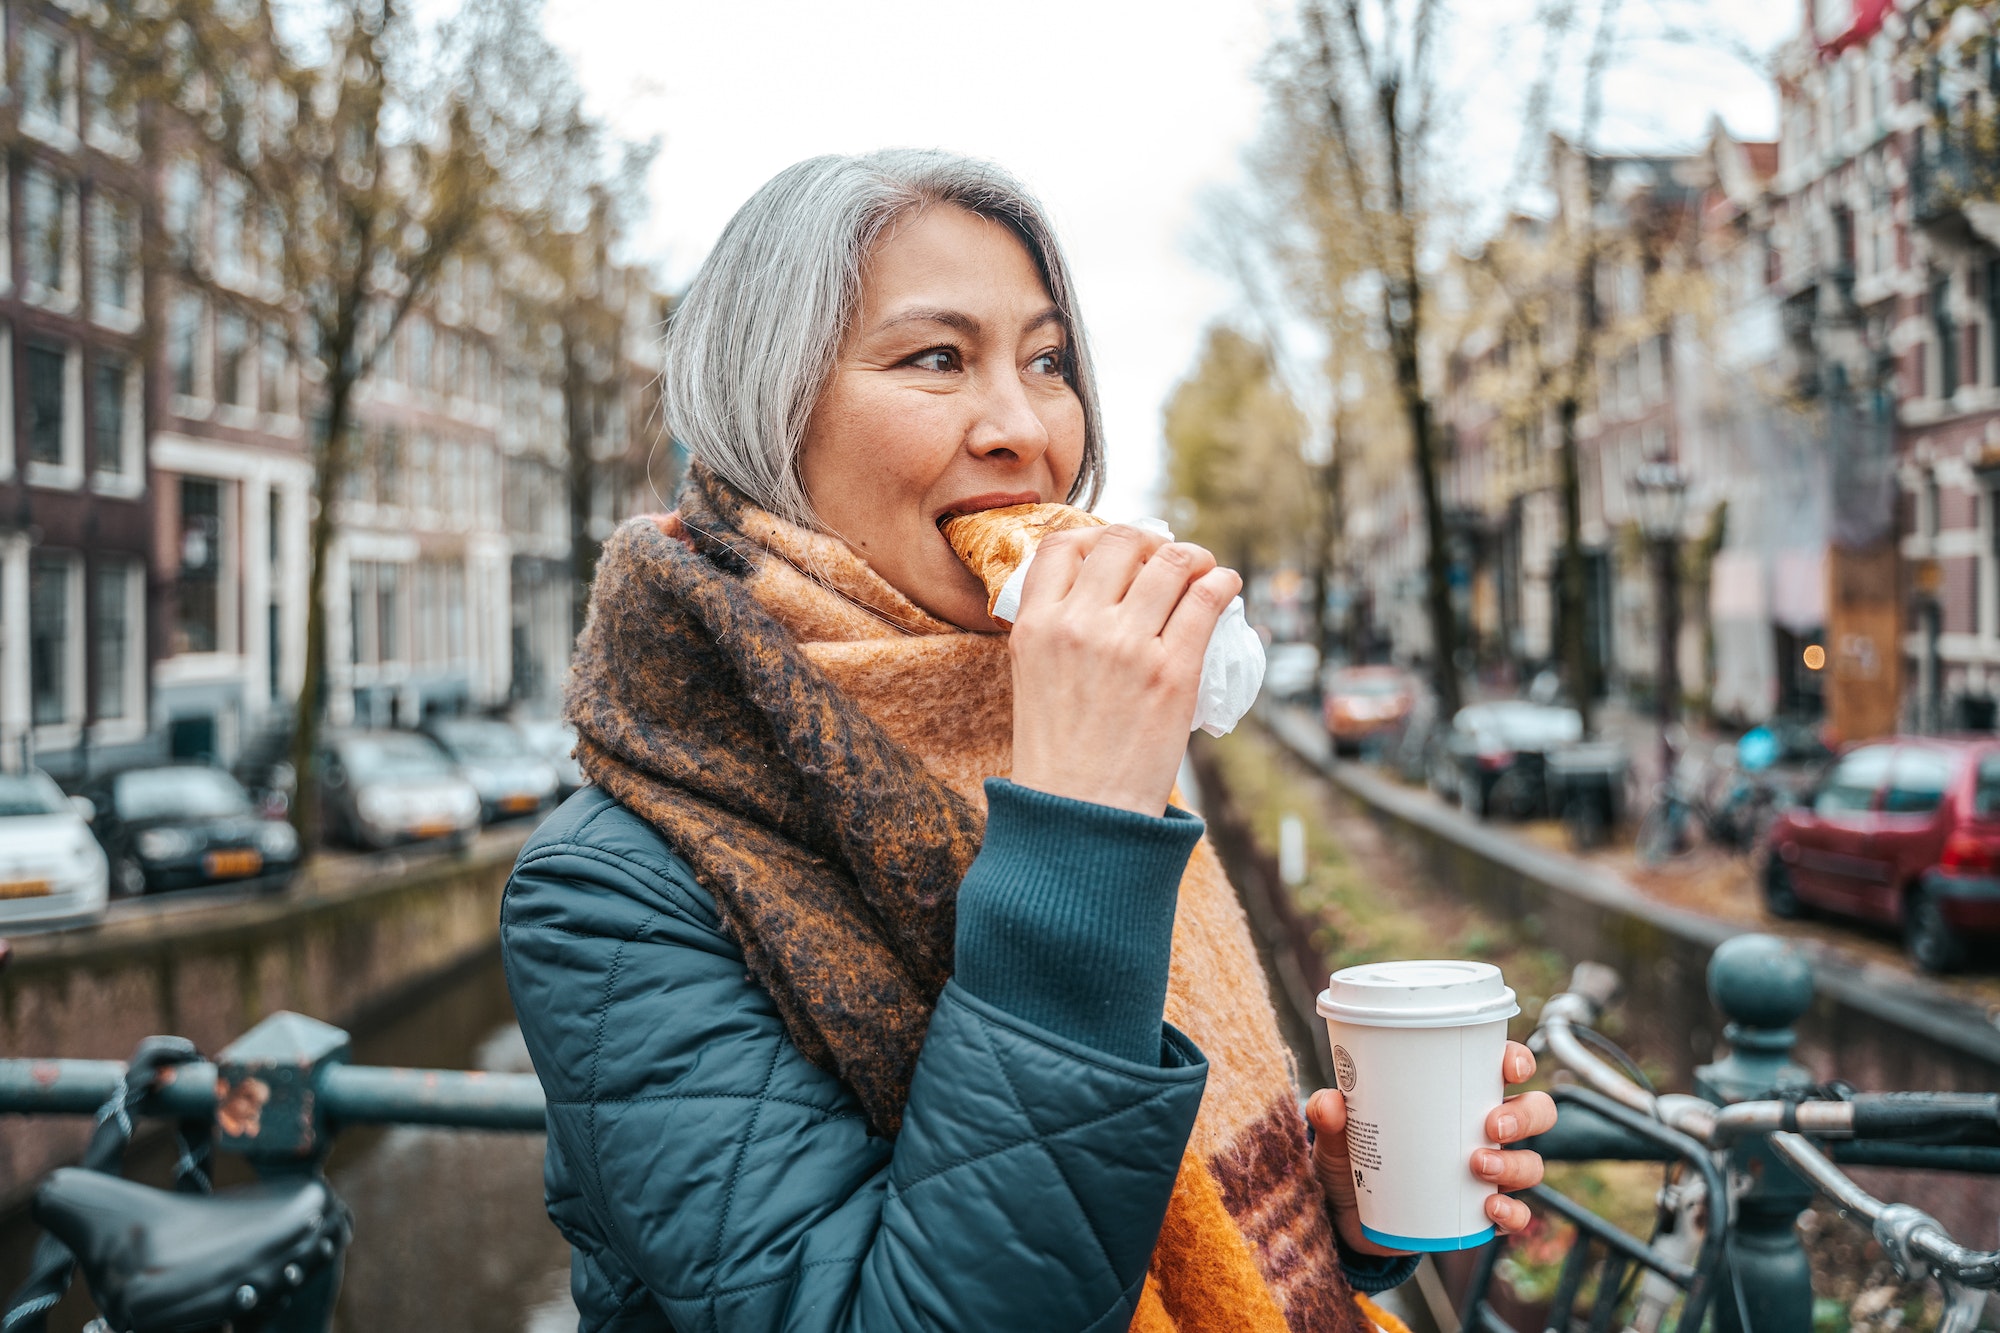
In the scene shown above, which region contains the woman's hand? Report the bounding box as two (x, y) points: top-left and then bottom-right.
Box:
(1008, 525), (1241, 816)
(1306, 1040), (1556, 1256)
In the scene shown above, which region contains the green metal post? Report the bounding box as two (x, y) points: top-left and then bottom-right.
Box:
(1695, 934), (1818, 1333)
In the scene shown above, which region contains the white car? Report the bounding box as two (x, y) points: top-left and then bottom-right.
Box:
(0, 770), (109, 928)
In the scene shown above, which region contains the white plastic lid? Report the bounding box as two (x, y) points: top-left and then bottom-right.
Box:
(1315, 960), (1520, 1029)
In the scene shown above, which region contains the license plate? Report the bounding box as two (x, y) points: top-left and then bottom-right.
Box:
(500, 794), (539, 813)
(203, 849), (263, 878)
(0, 880), (50, 900)
(413, 821), (456, 839)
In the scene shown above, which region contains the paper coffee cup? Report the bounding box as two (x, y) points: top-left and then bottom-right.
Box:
(1315, 959), (1519, 1252)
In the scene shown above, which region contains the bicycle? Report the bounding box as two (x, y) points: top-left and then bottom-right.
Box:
(1460, 935), (2000, 1333)
(1634, 743), (1787, 868)
(0, 1004), (545, 1332)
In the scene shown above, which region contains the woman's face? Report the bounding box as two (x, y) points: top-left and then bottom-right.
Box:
(800, 204), (1087, 631)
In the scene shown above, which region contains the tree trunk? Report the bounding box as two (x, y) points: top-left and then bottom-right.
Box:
(1391, 320), (1462, 717)
(1557, 394), (1596, 735)
(562, 332), (598, 641)
(288, 375), (355, 854)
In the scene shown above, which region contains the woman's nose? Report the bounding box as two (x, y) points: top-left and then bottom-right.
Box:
(963, 371), (1051, 466)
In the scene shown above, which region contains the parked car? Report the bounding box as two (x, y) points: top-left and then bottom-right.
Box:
(422, 718), (560, 822)
(320, 731), (482, 850)
(1262, 642), (1322, 704)
(1435, 700), (1584, 820)
(0, 771), (108, 928)
(516, 718), (585, 797)
(1763, 736), (2000, 972)
(1322, 666), (1417, 756)
(84, 766), (300, 898)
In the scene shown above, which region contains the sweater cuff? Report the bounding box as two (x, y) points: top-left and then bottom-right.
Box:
(953, 779), (1203, 1064)
(1335, 1234), (1422, 1294)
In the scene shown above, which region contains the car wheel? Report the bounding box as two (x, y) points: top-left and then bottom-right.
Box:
(1904, 887), (1966, 974)
(1762, 858), (1805, 920)
(111, 855), (147, 900)
(1459, 770), (1487, 820)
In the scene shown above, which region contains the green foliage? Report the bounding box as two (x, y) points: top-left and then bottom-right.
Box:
(1163, 325), (1313, 577)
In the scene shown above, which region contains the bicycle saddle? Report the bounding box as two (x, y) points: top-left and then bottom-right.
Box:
(33, 1169), (351, 1333)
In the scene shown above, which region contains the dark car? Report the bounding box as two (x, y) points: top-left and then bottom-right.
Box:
(86, 765), (300, 898)
(422, 718), (560, 823)
(320, 731), (483, 850)
(1435, 700), (1584, 820)
(1764, 736), (2000, 972)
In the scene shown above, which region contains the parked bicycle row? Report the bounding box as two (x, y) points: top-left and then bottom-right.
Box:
(0, 715), (581, 933)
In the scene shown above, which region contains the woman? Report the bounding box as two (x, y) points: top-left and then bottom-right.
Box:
(502, 149), (1554, 1333)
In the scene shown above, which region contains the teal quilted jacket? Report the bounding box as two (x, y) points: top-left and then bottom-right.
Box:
(502, 783), (1411, 1331)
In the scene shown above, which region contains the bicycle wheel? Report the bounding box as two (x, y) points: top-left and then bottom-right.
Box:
(1762, 858), (1805, 920)
(1635, 799), (1685, 867)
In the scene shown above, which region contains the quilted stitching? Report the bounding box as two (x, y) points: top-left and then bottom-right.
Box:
(505, 791), (1210, 1332)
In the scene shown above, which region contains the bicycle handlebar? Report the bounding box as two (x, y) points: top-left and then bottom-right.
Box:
(1534, 968), (2000, 1290)
(0, 1057), (546, 1131)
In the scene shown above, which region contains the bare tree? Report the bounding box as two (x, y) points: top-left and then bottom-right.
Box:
(94, 0), (585, 847)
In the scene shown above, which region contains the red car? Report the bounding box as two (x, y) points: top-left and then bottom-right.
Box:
(1764, 736), (2000, 972)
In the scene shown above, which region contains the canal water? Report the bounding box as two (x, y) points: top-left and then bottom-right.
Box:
(0, 950), (575, 1331)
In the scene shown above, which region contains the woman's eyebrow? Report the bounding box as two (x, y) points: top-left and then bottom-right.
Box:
(1021, 307), (1063, 335)
(873, 307), (980, 337)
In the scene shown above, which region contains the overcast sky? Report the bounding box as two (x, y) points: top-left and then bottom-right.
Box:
(539, 0), (1800, 520)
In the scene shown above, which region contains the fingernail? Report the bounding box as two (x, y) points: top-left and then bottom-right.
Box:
(1497, 1113), (1519, 1139)
(1475, 1150), (1501, 1176)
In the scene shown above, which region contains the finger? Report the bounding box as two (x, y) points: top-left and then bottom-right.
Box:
(1488, 1090), (1557, 1144)
(1487, 1193), (1533, 1233)
(1016, 527), (1107, 608)
(1472, 1148), (1545, 1192)
(1065, 525), (1167, 607)
(1305, 1087), (1348, 1136)
(1160, 566), (1242, 661)
(1119, 543), (1217, 636)
(1505, 1041), (1536, 1084)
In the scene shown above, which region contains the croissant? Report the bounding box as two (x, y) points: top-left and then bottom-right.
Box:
(941, 502), (1106, 623)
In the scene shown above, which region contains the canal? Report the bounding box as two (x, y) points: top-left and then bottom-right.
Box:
(0, 948), (573, 1331)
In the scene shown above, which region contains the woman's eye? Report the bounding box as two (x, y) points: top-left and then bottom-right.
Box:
(1028, 350), (1062, 375)
(909, 347), (961, 373)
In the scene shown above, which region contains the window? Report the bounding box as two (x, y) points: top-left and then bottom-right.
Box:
(30, 556), (75, 728)
(171, 293), (205, 400)
(214, 175), (248, 285)
(1885, 747), (1954, 815)
(218, 310), (251, 408)
(85, 55), (137, 150)
(92, 559), (137, 721)
(20, 27), (76, 138)
(91, 355), (131, 476)
(410, 319), (432, 393)
(1935, 273), (1959, 399)
(25, 342), (68, 467)
(22, 166), (74, 301)
(376, 562), (400, 664)
(177, 478), (223, 654)
(164, 161), (202, 266)
(260, 325), (286, 415)
(1816, 744), (1896, 816)
(91, 193), (137, 318)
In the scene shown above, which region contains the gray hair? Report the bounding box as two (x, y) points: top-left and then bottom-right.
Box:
(661, 149), (1105, 526)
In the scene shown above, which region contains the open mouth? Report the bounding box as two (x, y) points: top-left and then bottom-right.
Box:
(934, 492), (1043, 530)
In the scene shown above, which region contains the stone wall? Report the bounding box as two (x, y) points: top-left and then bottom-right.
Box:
(0, 834), (526, 1207)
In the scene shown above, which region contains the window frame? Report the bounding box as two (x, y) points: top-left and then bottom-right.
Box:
(88, 352), (142, 496)
(23, 338), (82, 489)
(28, 551), (83, 740)
(90, 556), (144, 736)
(18, 23), (79, 146)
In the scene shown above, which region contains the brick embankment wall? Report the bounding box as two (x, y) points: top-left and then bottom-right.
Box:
(0, 832), (528, 1208)
(1241, 715), (2000, 1248)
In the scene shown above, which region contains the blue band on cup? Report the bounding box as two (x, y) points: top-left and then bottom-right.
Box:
(1360, 1222), (1498, 1252)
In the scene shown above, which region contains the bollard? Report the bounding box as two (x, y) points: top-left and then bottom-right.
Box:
(1695, 934), (1818, 1333)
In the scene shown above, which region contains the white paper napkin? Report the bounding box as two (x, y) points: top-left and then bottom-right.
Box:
(991, 519), (1266, 737)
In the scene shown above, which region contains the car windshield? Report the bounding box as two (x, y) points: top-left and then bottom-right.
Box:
(1976, 757), (2000, 819)
(1332, 674), (1401, 697)
(337, 735), (456, 783)
(115, 768), (252, 821)
(518, 721), (575, 759)
(429, 721), (524, 761)
(0, 772), (71, 818)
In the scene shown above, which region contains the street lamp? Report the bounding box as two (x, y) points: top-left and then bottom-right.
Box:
(1633, 461), (1688, 786)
